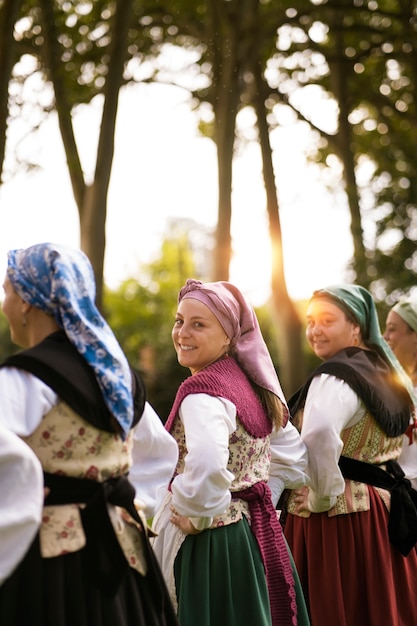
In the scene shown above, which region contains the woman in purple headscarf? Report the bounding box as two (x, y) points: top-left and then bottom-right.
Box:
(152, 279), (310, 626)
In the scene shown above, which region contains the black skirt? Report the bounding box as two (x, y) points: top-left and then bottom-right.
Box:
(0, 533), (179, 626)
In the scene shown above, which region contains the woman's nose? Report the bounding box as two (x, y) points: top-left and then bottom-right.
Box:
(311, 324), (323, 336)
(178, 323), (189, 337)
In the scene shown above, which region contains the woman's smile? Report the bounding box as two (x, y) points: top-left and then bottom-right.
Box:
(172, 298), (230, 375)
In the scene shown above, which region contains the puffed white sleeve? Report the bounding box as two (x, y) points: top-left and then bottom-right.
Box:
(129, 402), (179, 519)
(301, 374), (366, 512)
(268, 420), (310, 507)
(171, 393), (236, 531)
(0, 424), (44, 585)
(0, 367), (57, 435)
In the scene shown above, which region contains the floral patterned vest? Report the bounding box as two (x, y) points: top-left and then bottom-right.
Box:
(167, 357), (272, 527)
(288, 410), (403, 517)
(22, 400), (147, 575)
(170, 415), (271, 527)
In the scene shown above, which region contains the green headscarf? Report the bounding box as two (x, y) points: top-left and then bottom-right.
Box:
(392, 297), (417, 334)
(311, 284), (416, 403)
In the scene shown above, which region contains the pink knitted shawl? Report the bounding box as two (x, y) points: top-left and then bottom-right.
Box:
(165, 356), (271, 437)
(234, 483), (297, 626)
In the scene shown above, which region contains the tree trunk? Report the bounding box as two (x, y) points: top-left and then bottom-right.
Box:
(208, 0), (241, 281)
(38, 0), (86, 208)
(39, 0), (133, 309)
(80, 0), (133, 308)
(0, 0), (24, 184)
(253, 64), (306, 396)
(328, 8), (366, 284)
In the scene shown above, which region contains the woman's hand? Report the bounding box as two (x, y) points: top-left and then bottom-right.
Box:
(170, 506), (201, 535)
(292, 486), (311, 517)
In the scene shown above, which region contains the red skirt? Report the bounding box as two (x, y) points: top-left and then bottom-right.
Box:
(284, 487), (417, 626)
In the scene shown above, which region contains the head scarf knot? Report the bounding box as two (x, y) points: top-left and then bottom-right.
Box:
(7, 243), (133, 437)
(178, 278), (287, 408)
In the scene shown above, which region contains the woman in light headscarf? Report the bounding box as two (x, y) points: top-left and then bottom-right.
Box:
(152, 279), (310, 626)
(384, 297), (417, 489)
(0, 243), (179, 626)
(284, 284), (417, 626)
(384, 296), (417, 390)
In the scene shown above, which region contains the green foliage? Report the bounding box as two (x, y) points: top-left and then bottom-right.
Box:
(265, 0), (417, 300)
(105, 230), (198, 421)
(105, 228), (294, 421)
(3, 0), (417, 395)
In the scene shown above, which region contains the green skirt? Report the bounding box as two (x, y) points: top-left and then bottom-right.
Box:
(173, 517), (310, 626)
(174, 517), (272, 626)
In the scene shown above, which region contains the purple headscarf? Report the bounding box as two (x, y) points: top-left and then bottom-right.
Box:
(178, 279), (287, 409)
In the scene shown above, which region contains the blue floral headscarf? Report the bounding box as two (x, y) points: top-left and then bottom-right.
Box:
(7, 243), (133, 437)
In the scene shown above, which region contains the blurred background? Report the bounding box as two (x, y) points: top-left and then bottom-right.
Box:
(0, 0), (416, 419)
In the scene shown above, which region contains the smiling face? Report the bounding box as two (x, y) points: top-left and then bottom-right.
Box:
(306, 298), (361, 361)
(172, 298), (231, 375)
(383, 310), (417, 374)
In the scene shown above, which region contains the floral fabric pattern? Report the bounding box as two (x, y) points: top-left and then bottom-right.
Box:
(170, 415), (271, 527)
(287, 410), (402, 517)
(22, 401), (147, 575)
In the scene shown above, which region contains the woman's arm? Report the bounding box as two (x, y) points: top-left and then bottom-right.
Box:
(129, 402), (179, 518)
(301, 374), (365, 512)
(0, 367), (57, 435)
(268, 420), (310, 507)
(0, 424), (44, 584)
(171, 393), (236, 530)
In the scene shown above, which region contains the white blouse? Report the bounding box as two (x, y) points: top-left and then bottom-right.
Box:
(301, 373), (417, 511)
(170, 392), (310, 523)
(0, 367), (178, 520)
(301, 373), (366, 511)
(0, 422), (44, 585)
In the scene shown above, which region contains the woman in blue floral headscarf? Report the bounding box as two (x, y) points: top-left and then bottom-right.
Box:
(0, 243), (179, 626)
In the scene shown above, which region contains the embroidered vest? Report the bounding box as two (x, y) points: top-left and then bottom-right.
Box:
(288, 410), (403, 517)
(167, 357), (272, 527)
(22, 401), (147, 575)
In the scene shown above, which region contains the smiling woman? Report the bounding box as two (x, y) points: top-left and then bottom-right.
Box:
(151, 277), (311, 626)
(305, 297), (363, 360)
(172, 298), (231, 375)
(284, 284), (417, 626)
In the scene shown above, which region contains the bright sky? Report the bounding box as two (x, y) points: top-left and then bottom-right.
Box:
(0, 82), (353, 305)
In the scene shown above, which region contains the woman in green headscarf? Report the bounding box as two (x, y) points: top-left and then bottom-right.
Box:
(284, 285), (417, 626)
